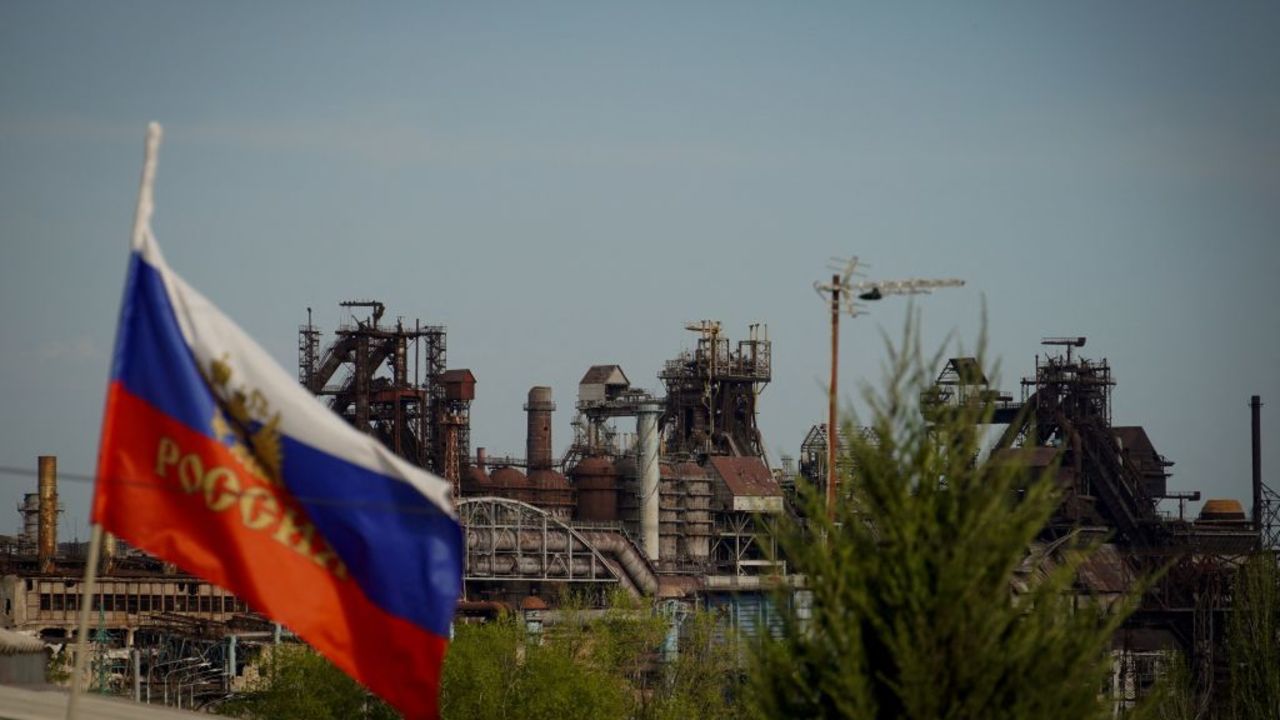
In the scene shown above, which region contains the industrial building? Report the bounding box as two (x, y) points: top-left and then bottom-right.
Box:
(0, 300), (1272, 710)
(296, 301), (1272, 707)
(0, 457), (264, 708)
(917, 338), (1266, 706)
(296, 305), (794, 625)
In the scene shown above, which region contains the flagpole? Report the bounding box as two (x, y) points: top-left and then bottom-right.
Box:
(65, 525), (102, 718)
(67, 122), (164, 720)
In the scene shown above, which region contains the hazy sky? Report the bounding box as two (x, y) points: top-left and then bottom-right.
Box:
(2, 2), (1277, 540)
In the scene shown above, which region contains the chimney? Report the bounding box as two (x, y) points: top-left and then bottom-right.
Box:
(476, 447), (487, 471)
(37, 456), (57, 573)
(525, 387), (555, 472)
(1253, 395), (1263, 533)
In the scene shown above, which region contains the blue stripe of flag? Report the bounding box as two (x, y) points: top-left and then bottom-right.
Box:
(111, 253), (462, 638)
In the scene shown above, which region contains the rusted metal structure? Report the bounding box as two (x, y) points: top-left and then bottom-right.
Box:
(1252, 396), (1280, 550)
(438, 369), (476, 496)
(571, 456), (619, 522)
(19, 307), (1272, 690)
(524, 387), (575, 521)
(458, 497), (657, 597)
(672, 461), (713, 565)
(36, 456), (57, 574)
(525, 387), (555, 472)
(298, 300), (472, 477)
(659, 321), (771, 458)
(924, 338), (1265, 703)
(796, 422), (878, 507)
(452, 321), (789, 603)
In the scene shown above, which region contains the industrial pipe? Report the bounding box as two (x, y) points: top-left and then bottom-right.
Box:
(465, 529), (578, 553)
(467, 556), (600, 577)
(37, 456), (56, 573)
(580, 530), (659, 595)
(636, 402), (663, 562)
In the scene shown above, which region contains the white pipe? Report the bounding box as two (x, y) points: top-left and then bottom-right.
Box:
(636, 403), (662, 562)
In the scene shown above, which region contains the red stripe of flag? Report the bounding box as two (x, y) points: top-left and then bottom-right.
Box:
(94, 381), (447, 719)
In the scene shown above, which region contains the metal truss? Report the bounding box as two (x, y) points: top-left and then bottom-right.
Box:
(458, 497), (622, 586)
(1261, 483), (1280, 551)
(711, 511), (782, 576)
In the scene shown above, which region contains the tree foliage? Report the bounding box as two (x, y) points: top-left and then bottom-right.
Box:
(643, 606), (744, 720)
(749, 320), (1131, 719)
(1226, 553), (1280, 719)
(440, 593), (743, 720)
(217, 643), (396, 720)
(442, 612), (632, 720)
(1141, 554), (1280, 720)
(216, 594), (743, 720)
(1140, 653), (1200, 720)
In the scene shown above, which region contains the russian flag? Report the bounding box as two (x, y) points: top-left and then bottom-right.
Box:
(92, 143), (462, 719)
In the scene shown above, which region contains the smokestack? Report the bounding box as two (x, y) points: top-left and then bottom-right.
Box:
(37, 456), (56, 573)
(1253, 396), (1263, 532)
(636, 402), (663, 562)
(525, 387), (555, 472)
(476, 447), (487, 470)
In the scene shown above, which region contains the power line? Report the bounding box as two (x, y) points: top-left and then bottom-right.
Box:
(0, 464), (449, 517)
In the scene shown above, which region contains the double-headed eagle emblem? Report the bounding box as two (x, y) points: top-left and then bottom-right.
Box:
(206, 354), (284, 485)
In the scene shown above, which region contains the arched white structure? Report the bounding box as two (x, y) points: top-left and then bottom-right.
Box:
(458, 497), (657, 595)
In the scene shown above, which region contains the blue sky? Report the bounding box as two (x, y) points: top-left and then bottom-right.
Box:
(2, 1), (1277, 539)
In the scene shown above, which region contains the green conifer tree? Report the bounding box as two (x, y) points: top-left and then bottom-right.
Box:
(750, 320), (1132, 719)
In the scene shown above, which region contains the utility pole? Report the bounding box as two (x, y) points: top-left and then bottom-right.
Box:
(815, 257), (964, 520)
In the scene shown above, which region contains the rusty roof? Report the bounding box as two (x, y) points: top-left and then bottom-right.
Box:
(1018, 542), (1135, 596)
(490, 467), (529, 487)
(1075, 544), (1135, 594)
(579, 365), (630, 386)
(439, 368), (476, 384)
(707, 456), (781, 498)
